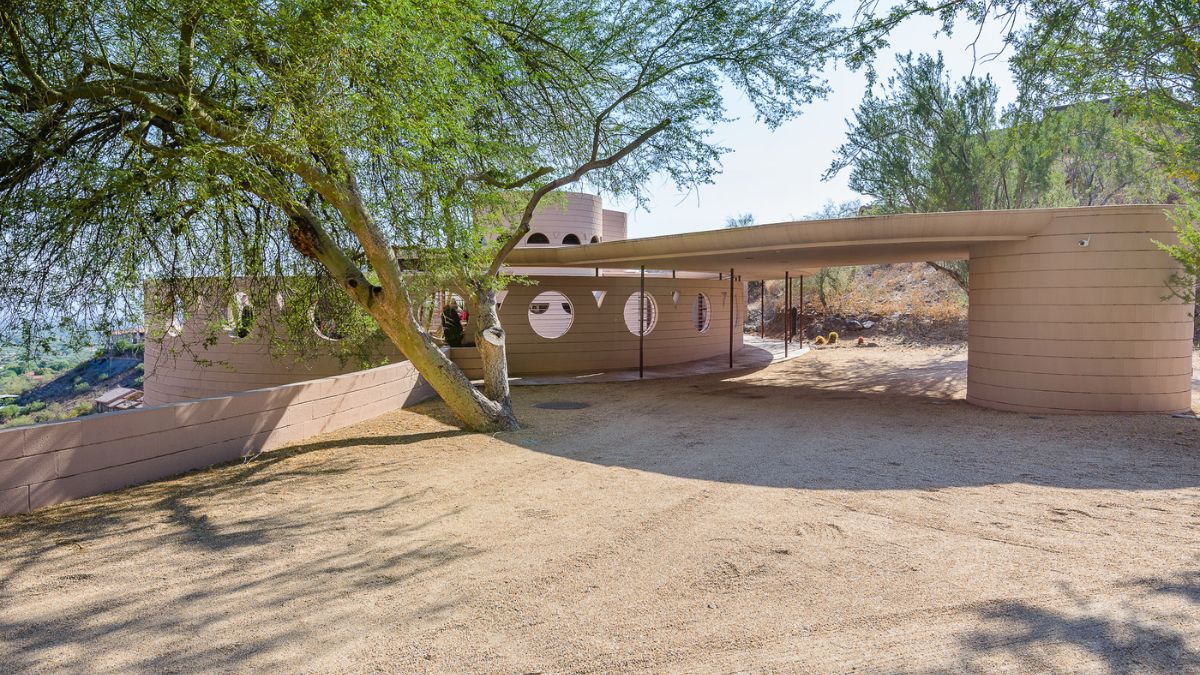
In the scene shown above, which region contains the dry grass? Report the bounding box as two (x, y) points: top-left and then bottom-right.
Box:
(827, 262), (967, 322)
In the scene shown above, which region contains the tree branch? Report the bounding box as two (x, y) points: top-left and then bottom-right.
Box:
(487, 117), (671, 276)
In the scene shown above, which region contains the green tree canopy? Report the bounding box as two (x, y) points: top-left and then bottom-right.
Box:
(0, 0), (846, 429)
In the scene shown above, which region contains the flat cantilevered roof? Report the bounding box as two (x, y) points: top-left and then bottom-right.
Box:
(505, 206), (1155, 278)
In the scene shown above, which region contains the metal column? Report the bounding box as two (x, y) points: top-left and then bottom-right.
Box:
(798, 275), (804, 346)
(639, 265), (645, 379)
(784, 271), (789, 358)
(729, 268), (735, 368)
(760, 281), (765, 338)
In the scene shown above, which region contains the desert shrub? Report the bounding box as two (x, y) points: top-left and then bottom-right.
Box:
(0, 404), (20, 421)
(72, 402), (94, 417)
(828, 331), (839, 344)
(24, 400), (47, 413)
(814, 335), (827, 345)
(72, 381), (91, 393)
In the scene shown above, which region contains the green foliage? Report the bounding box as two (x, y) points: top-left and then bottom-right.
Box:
(0, 404), (20, 421)
(724, 213), (755, 228)
(72, 381), (90, 394)
(0, 0), (849, 428)
(849, 0), (1199, 299)
(72, 402), (94, 417)
(1155, 198), (1200, 305)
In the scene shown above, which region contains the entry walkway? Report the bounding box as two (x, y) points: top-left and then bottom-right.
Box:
(505, 336), (808, 386)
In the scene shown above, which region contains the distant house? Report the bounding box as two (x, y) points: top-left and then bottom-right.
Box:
(93, 387), (144, 412)
(109, 327), (146, 345)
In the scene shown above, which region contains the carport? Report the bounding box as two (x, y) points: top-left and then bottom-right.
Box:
(507, 204), (1192, 414)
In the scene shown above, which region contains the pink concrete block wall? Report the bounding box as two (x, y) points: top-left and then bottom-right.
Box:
(451, 275), (745, 377)
(0, 361), (434, 516)
(967, 207), (1193, 414)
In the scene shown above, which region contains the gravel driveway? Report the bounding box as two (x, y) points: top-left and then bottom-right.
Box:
(1, 345), (1197, 672)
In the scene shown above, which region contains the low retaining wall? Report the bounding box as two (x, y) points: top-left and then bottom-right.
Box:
(0, 360), (435, 516)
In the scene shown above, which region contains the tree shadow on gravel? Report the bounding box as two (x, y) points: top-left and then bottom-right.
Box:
(952, 573), (1200, 672)
(0, 426), (476, 671)
(495, 354), (1200, 491)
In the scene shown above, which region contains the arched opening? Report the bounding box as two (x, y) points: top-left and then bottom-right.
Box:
(693, 293), (711, 333)
(225, 292), (254, 339)
(166, 295), (185, 337)
(526, 232), (550, 244)
(562, 233), (581, 245)
(590, 235), (600, 243)
(623, 292), (658, 336)
(528, 291), (573, 339)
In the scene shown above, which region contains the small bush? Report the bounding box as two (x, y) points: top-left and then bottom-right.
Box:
(24, 400), (47, 413)
(72, 381), (91, 394)
(72, 402), (94, 417)
(0, 404), (20, 421)
(828, 331), (839, 344)
(813, 335), (827, 345)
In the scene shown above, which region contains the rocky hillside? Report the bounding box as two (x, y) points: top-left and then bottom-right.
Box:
(746, 262), (968, 344)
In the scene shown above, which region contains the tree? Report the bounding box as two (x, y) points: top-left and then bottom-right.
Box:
(0, 0), (844, 430)
(824, 50), (1175, 293)
(851, 0), (1199, 302)
(724, 213), (755, 228)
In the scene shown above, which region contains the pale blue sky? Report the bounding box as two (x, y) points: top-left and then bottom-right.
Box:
(610, 1), (1021, 237)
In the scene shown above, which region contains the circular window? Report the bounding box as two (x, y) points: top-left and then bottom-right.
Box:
(623, 291), (657, 336)
(528, 291), (573, 339)
(225, 292), (254, 339)
(693, 293), (711, 333)
(310, 300), (344, 341)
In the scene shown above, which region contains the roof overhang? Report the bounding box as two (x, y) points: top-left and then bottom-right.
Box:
(505, 206), (1152, 278)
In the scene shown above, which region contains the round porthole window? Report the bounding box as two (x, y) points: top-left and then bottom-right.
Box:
(310, 298), (344, 341)
(693, 293), (711, 333)
(623, 291), (658, 336)
(528, 291), (573, 339)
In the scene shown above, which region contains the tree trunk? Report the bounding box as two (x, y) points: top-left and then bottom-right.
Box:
(371, 297), (519, 432)
(472, 288), (513, 407)
(925, 261), (970, 294)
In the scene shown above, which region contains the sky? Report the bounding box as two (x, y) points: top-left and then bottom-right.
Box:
(608, 1), (1022, 238)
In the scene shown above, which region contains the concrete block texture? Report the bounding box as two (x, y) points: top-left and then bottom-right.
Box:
(967, 209), (1193, 414)
(1, 360), (435, 516)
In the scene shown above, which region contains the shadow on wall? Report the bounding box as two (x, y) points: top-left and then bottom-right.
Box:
(0, 360), (435, 515)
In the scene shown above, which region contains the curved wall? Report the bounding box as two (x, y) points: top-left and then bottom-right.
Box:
(0, 361), (434, 515)
(145, 332), (403, 405)
(451, 275), (745, 377)
(967, 207), (1192, 413)
(524, 192), (605, 245)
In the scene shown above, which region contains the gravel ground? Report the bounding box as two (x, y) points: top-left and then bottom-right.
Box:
(1, 345), (1198, 672)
